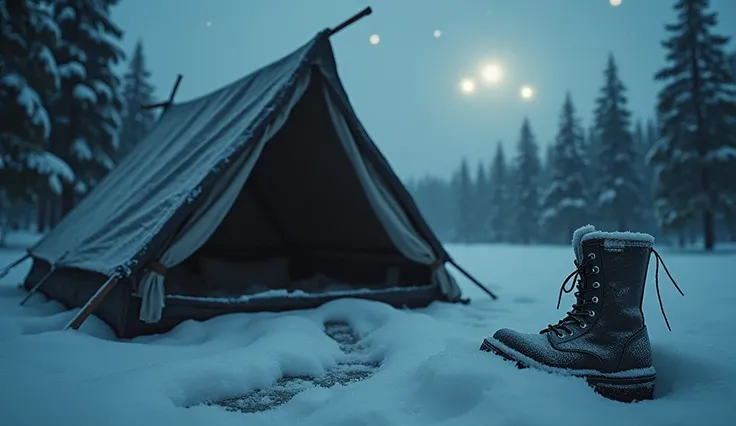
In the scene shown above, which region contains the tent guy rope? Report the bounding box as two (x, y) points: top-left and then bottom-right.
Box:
(19, 266), (56, 306)
(63, 274), (121, 331)
(0, 252), (29, 279)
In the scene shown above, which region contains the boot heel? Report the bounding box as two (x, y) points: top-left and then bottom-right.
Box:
(585, 375), (655, 403)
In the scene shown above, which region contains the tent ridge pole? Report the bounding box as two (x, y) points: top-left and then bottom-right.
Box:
(328, 6), (372, 37)
(141, 73), (183, 112)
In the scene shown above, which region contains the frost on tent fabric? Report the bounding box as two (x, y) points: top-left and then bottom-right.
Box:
(481, 224), (684, 403)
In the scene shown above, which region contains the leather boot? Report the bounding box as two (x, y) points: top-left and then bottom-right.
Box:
(480, 225), (683, 402)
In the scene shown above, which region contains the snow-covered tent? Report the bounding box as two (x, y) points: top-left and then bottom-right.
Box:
(20, 31), (465, 337)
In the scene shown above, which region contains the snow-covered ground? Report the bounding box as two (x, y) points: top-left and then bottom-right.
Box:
(0, 237), (732, 426)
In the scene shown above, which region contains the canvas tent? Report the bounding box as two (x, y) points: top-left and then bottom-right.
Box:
(19, 30), (470, 338)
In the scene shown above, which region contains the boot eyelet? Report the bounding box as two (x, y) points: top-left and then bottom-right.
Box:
(579, 323), (587, 328)
(592, 296), (599, 303)
(592, 282), (600, 288)
(591, 266), (600, 274)
(589, 311), (596, 317)
(587, 253), (596, 260)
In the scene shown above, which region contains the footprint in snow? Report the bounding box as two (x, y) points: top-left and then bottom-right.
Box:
(202, 321), (381, 414)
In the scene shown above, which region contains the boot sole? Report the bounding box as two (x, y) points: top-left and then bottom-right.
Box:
(480, 338), (655, 403)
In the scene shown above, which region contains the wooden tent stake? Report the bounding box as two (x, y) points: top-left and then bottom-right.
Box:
(63, 275), (120, 331)
(19, 265), (56, 306)
(328, 6), (372, 37)
(0, 253), (30, 279)
(141, 74), (183, 112)
(448, 259), (498, 300)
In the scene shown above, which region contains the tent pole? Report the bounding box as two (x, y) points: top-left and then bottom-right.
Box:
(141, 74), (183, 112)
(0, 252), (29, 279)
(63, 275), (120, 331)
(448, 259), (498, 300)
(328, 6), (372, 37)
(19, 265), (55, 306)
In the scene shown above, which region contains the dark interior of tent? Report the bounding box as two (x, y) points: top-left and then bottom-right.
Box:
(164, 72), (433, 299)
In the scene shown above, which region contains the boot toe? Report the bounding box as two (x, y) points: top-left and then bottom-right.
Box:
(486, 329), (560, 367)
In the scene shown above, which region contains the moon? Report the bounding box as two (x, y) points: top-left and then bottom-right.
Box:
(481, 63), (503, 84)
(460, 79), (476, 94)
(520, 85), (534, 99)
(433, 29), (442, 38)
(369, 34), (380, 45)
(610, 0), (622, 6)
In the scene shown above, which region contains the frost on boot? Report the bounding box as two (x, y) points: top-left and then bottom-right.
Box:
(480, 225), (684, 403)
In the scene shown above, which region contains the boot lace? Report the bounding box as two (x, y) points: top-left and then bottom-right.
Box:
(651, 248), (685, 331)
(541, 256), (595, 337)
(542, 248), (684, 337)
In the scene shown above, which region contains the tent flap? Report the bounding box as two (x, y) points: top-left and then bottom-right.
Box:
(138, 71), (313, 322)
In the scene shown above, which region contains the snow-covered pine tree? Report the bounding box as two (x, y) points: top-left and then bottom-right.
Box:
(488, 142), (511, 242)
(50, 0), (125, 215)
(650, 0), (736, 250)
(539, 93), (588, 243)
(593, 54), (644, 231)
(511, 118), (542, 244)
(453, 158), (475, 242)
(118, 39), (156, 160)
(0, 0), (74, 203)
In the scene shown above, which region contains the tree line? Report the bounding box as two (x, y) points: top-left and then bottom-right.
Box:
(407, 0), (736, 250)
(0, 0), (156, 243)
(1, 0), (735, 251)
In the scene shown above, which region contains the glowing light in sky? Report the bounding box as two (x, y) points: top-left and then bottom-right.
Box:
(520, 85), (535, 100)
(610, 0), (622, 6)
(369, 34), (380, 45)
(460, 79), (476, 94)
(433, 29), (442, 38)
(481, 63), (503, 84)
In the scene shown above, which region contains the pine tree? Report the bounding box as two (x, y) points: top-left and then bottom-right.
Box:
(473, 161), (490, 242)
(453, 158), (475, 242)
(593, 54), (644, 231)
(50, 0), (125, 215)
(0, 0), (74, 204)
(581, 125), (598, 219)
(119, 39), (156, 160)
(539, 93), (588, 242)
(542, 143), (555, 183)
(511, 118), (542, 244)
(650, 0), (736, 250)
(489, 142), (511, 242)
(406, 175), (454, 241)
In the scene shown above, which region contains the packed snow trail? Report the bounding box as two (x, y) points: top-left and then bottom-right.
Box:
(207, 321), (380, 413)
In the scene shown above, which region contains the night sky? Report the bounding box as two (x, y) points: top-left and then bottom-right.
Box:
(113, 0), (736, 180)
